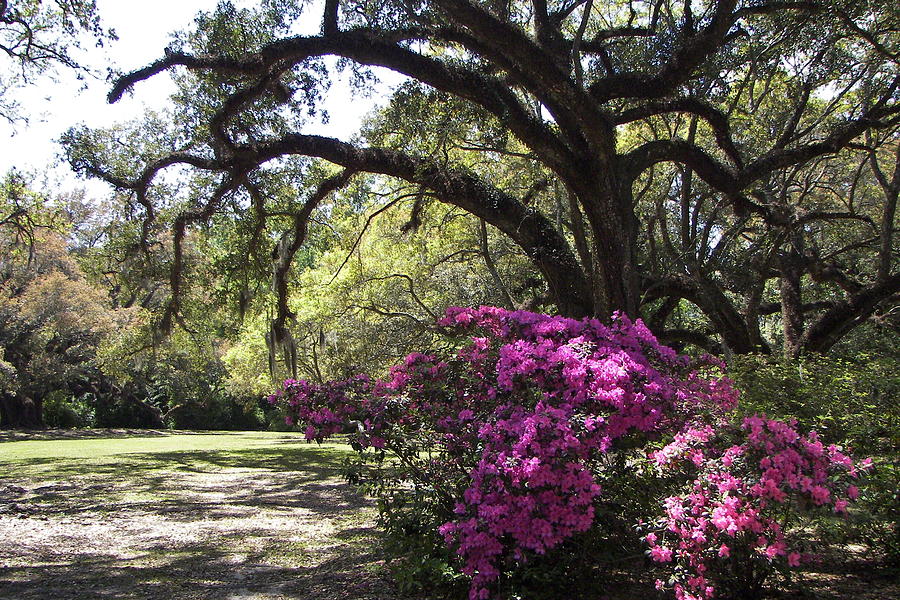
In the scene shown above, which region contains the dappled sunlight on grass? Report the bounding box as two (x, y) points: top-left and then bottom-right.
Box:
(0, 431), (400, 600)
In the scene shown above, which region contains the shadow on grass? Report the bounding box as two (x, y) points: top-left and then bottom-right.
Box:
(0, 538), (394, 600)
(0, 429), (313, 443)
(3, 443), (353, 475)
(0, 440), (406, 599)
(1, 444), (371, 516)
(1, 429), (184, 442)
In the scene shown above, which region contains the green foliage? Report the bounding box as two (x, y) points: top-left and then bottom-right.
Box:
(854, 460), (900, 567)
(368, 473), (469, 598)
(0, 347), (16, 395)
(729, 354), (898, 456)
(0, 185), (130, 427)
(211, 168), (541, 387)
(0, 174), (269, 432)
(41, 389), (94, 428)
(89, 392), (159, 429)
(100, 327), (269, 431)
(163, 1), (327, 145)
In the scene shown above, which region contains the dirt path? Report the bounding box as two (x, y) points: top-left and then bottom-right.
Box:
(0, 432), (402, 600)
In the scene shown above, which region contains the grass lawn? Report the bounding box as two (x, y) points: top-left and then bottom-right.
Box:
(0, 430), (401, 600)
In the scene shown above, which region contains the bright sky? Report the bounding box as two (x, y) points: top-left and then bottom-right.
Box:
(0, 0), (399, 194)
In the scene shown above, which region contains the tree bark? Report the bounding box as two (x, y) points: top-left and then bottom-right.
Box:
(572, 163), (641, 318)
(780, 248), (806, 357)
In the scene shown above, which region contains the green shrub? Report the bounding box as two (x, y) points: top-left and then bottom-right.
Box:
(92, 390), (163, 428)
(165, 394), (266, 430)
(42, 390), (95, 428)
(728, 354), (898, 456)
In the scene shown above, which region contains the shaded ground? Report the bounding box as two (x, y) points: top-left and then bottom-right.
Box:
(0, 431), (401, 600)
(0, 428), (179, 442)
(773, 542), (899, 600)
(0, 430), (896, 600)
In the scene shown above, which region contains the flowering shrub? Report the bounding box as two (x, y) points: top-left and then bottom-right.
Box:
(270, 307), (866, 599)
(646, 416), (870, 599)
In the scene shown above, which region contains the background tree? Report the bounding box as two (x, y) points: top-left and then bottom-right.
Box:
(0, 175), (120, 427)
(0, 172), (265, 429)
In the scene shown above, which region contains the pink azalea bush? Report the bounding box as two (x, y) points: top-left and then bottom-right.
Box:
(646, 416), (871, 599)
(270, 306), (867, 599)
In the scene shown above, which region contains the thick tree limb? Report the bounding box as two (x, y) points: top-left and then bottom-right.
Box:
(656, 328), (724, 355)
(588, 0), (739, 102)
(427, 0), (614, 152)
(322, 0), (339, 35)
(242, 133), (592, 317)
(625, 105), (900, 220)
(799, 273), (900, 354)
(642, 273), (761, 353)
(740, 103), (900, 186)
(109, 50), (263, 103)
(624, 139), (741, 197)
(110, 30), (579, 180)
(615, 98), (744, 167)
(579, 27), (654, 51)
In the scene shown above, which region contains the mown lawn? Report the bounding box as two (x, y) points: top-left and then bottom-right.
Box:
(0, 430), (402, 600)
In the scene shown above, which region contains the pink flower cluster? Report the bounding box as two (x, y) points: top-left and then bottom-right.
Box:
(267, 374), (386, 449)
(274, 306), (741, 599)
(647, 415), (871, 599)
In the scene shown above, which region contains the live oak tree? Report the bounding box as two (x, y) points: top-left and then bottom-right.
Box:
(0, 208), (119, 428)
(65, 0), (899, 357)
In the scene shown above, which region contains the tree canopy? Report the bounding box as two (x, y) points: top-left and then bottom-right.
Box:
(63, 0), (899, 358)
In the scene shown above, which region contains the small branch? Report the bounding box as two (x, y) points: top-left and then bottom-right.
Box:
(479, 219), (516, 309)
(328, 196), (406, 284)
(359, 273), (437, 320)
(571, 0), (593, 89)
(614, 98), (743, 167)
